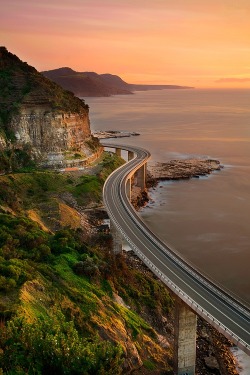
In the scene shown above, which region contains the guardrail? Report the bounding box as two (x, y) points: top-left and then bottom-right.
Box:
(102, 142), (250, 355)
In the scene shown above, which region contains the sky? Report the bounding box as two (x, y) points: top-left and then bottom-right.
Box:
(1, 0), (250, 88)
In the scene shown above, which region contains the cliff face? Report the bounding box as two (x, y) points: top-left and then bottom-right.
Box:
(10, 104), (92, 167)
(0, 47), (99, 168)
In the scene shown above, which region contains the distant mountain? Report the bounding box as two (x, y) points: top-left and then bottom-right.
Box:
(42, 68), (133, 97)
(41, 68), (193, 97)
(129, 83), (193, 91)
(100, 74), (193, 91)
(100, 74), (130, 90)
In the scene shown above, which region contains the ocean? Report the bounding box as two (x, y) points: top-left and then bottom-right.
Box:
(85, 88), (250, 307)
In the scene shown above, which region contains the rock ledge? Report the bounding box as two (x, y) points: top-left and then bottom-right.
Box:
(149, 158), (223, 180)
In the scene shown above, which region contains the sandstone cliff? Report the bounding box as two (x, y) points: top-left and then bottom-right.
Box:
(0, 47), (100, 169)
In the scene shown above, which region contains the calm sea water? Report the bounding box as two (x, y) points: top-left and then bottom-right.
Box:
(86, 89), (250, 307)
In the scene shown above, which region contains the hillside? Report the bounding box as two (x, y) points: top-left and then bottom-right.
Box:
(0, 47), (101, 171)
(42, 68), (133, 97)
(0, 48), (237, 374)
(41, 68), (193, 97)
(0, 152), (174, 374)
(0, 152), (239, 375)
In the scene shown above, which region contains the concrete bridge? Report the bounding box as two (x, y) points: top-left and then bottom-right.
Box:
(102, 143), (250, 375)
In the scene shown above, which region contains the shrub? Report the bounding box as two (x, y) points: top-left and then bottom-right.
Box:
(0, 313), (123, 374)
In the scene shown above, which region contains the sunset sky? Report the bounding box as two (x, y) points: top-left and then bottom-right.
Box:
(1, 0), (250, 88)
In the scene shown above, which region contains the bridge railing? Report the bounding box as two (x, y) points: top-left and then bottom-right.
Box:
(102, 142), (250, 355)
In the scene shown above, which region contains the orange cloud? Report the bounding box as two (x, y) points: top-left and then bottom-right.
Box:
(1, 0), (250, 88)
(215, 77), (250, 83)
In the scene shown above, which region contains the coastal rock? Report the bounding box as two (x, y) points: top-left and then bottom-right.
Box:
(93, 129), (140, 139)
(196, 318), (239, 375)
(149, 158), (223, 181)
(204, 355), (220, 370)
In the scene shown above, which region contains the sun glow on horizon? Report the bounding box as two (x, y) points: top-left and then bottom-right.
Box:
(1, 0), (250, 89)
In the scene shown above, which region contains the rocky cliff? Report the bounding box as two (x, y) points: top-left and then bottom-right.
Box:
(0, 47), (100, 169)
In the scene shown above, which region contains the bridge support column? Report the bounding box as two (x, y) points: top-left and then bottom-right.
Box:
(174, 301), (197, 375)
(110, 220), (122, 254)
(128, 150), (134, 161)
(135, 163), (146, 190)
(126, 178), (131, 201)
(115, 148), (121, 157)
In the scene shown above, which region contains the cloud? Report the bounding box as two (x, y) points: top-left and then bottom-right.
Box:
(215, 77), (250, 83)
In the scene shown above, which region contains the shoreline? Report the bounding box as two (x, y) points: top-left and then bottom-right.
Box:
(131, 157), (224, 210)
(131, 157), (242, 374)
(97, 129), (243, 373)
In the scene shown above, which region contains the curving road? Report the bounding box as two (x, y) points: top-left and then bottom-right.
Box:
(102, 143), (250, 355)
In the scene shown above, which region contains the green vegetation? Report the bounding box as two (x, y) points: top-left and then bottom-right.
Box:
(0, 152), (124, 212)
(0, 213), (123, 373)
(0, 150), (173, 374)
(71, 175), (102, 205)
(98, 152), (125, 181)
(69, 152), (125, 206)
(1, 313), (123, 375)
(0, 210), (172, 373)
(0, 46), (174, 374)
(143, 359), (156, 370)
(85, 136), (101, 152)
(0, 147), (36, 174)
(63, 151), (86, 160)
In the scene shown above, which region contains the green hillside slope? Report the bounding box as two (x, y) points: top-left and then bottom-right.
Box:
(0, 153), (173, 374)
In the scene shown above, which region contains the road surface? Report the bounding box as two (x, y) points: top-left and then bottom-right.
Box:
(102, 143), (250, 355)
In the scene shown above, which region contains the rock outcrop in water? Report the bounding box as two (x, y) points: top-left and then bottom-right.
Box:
(149, 158), (223, 180)
(0, 47), (101, 170)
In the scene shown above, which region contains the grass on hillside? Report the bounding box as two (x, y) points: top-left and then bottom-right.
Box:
(0, 152), (124, 220)
(0, 152), (173, 374)
(0, 212), (173, 374)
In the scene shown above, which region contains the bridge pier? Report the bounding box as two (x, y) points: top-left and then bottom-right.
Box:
(174, 300), (197, 375)
(135, 163), (146, 190)
(110, 220), (122, 254)
(126, 178), (131, 201)
(128, 150), (134, 161)
(115, 147), (122, 157)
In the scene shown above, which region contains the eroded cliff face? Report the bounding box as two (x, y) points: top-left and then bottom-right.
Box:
(10, 104), (94, 167)
(0, 47), (100, 169)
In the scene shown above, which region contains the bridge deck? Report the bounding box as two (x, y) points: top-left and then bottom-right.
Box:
(102, 142), (250, 356)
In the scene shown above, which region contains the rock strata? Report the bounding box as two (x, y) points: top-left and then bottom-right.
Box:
(0, 47), (101, 168)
